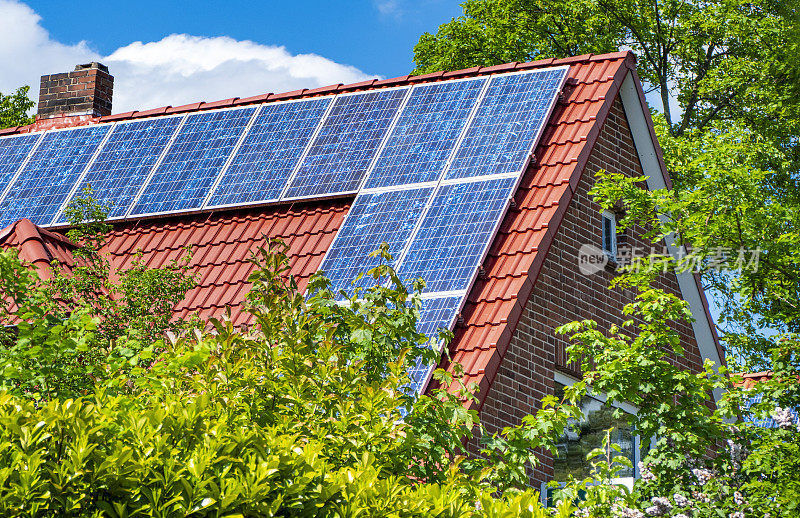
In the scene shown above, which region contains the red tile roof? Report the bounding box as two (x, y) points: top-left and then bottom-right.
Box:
(103, 200), (348, 326)
(0, 218), (79, 279)
(443, 53), (636, 408)
(2, 51), (721, 411)
(732, 371), (773, 389)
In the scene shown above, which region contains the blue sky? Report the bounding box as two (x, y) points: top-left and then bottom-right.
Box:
(26, 0), (461, 79)
(0, 0), (462, 113)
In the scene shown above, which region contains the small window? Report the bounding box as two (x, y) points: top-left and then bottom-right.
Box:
(601, 210), (617, 259)
(542, 375), (642, 506)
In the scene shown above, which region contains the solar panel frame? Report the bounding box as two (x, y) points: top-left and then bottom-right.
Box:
(0, 124), (112, 229)
(52, 115), (185, 224)
(316, 184), (434, 295)
(124, 114), (189, 218)
(443, 66), (569, 182)
(202, 97), (333, 210)
(406, 294), (464, 395)
(394, 174), (519, 294)
(128, 105), (258, 218)
(49, 123), (117, 225)
(0, 133), (44, 211)
(362, 76), (489, 190)
(281, 85), (411, 201)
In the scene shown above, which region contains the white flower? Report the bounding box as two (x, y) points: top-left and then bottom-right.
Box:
(611, 503), (644, 518)
(674, 514), (690, 518)
(727, 439), (748, 463)
(733, 491), (745, 505)
(729, 512), (745, 518)
(673, 493), (690, 508)
(638, 461), (656, 482)
(644, 496), (672, 516)
(771, 406), (795, 429)
(692, 468), (713, 485)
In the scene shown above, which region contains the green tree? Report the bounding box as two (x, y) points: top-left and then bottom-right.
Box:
(0, 86), (35, 128)
(0, 192), (196, 400)
(413, 0), (797, 138)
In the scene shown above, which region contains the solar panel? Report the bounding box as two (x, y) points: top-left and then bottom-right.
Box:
(318, 186), (433, 294)
(397, 176), (516, 293)
(743, 392), (799, 429)
(0, 125), (110, 228)
(364, 78), (486, 189)
(0, 134), (40, 197)
(206, 98), (331, 208)
(56, 116), (183, 222)
(129, 107), (256, 216)
(284, 87), (409, 199)
(407, 296), (462, 394)
(445, 67), (567, 180)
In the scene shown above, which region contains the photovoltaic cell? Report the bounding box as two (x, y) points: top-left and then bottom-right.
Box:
(57, 117), (183, 222)
(130, 107), (256, 216)
(445, 68), (567, 180)
(0, 125), (109, 228)
(0, 134), (40, 194)
(364, 78), (486, 189)
(743, 392), (799, 429)
(397, 176), (516, 293)
(406, 296), (461, 394)
(207, 98), (331, 207)
(318, 186), (433, 294)
(284, 88), (408, 198)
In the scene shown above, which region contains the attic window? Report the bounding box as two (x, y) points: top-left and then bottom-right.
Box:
(601, 210), (617, 259)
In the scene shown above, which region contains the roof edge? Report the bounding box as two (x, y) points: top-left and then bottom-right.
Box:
(450, 60), (633, 411)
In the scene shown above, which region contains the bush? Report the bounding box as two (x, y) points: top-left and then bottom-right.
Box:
(0, 239), (566, 517)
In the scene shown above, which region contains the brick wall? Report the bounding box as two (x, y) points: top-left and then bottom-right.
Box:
(475, 96), (705, 486)
(37, 63), (113, 119)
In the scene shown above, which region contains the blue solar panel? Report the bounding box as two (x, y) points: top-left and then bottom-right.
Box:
(0, 134), (40, 195)
(407, 296), (462, 394)
(397, 176), (516, 293)
(743, 392), (799, 429)
(0, 125), (109, 228)
(207, 98), (330, 208)
(57, 117), (183, 222)
(364, 79), (486, 189)
(130, 107), (256, 216)
(284, 88), (409, 199)
(318, 186), (433, 294)
(445, 68), (567, 180)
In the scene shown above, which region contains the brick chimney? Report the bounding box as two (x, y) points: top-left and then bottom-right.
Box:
(37, 62), (113, 120)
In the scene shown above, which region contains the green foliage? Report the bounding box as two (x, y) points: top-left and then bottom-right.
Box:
(0, 192), (197, 400)
(0, 237), (562, 516)
(413, 0), (799, 139)
(0, 86), (34, 129)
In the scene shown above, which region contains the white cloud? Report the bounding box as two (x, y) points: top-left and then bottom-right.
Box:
(0, 0), (377, 114)
(374, 0), (403, 18)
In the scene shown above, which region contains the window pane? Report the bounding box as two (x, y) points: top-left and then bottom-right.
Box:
(553, 383), (635, 480)
(603, 215), (613, 254)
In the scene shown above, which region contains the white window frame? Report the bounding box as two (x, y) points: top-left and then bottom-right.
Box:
(601, 210), (617, 260)
(541, 371), (642, 506)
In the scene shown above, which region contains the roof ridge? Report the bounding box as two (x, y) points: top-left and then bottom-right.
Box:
(0, 51), (635, 136)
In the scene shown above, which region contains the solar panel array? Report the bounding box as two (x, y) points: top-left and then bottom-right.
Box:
(317, 67), (568, 394)
(0, 66), (568, 394)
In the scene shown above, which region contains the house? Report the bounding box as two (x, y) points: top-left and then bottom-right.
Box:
(0, 51), (724, 487)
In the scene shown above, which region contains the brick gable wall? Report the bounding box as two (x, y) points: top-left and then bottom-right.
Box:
(474, 96), (704, 485)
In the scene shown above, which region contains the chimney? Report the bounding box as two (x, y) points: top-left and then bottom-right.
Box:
(37, 62), (113, 120)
